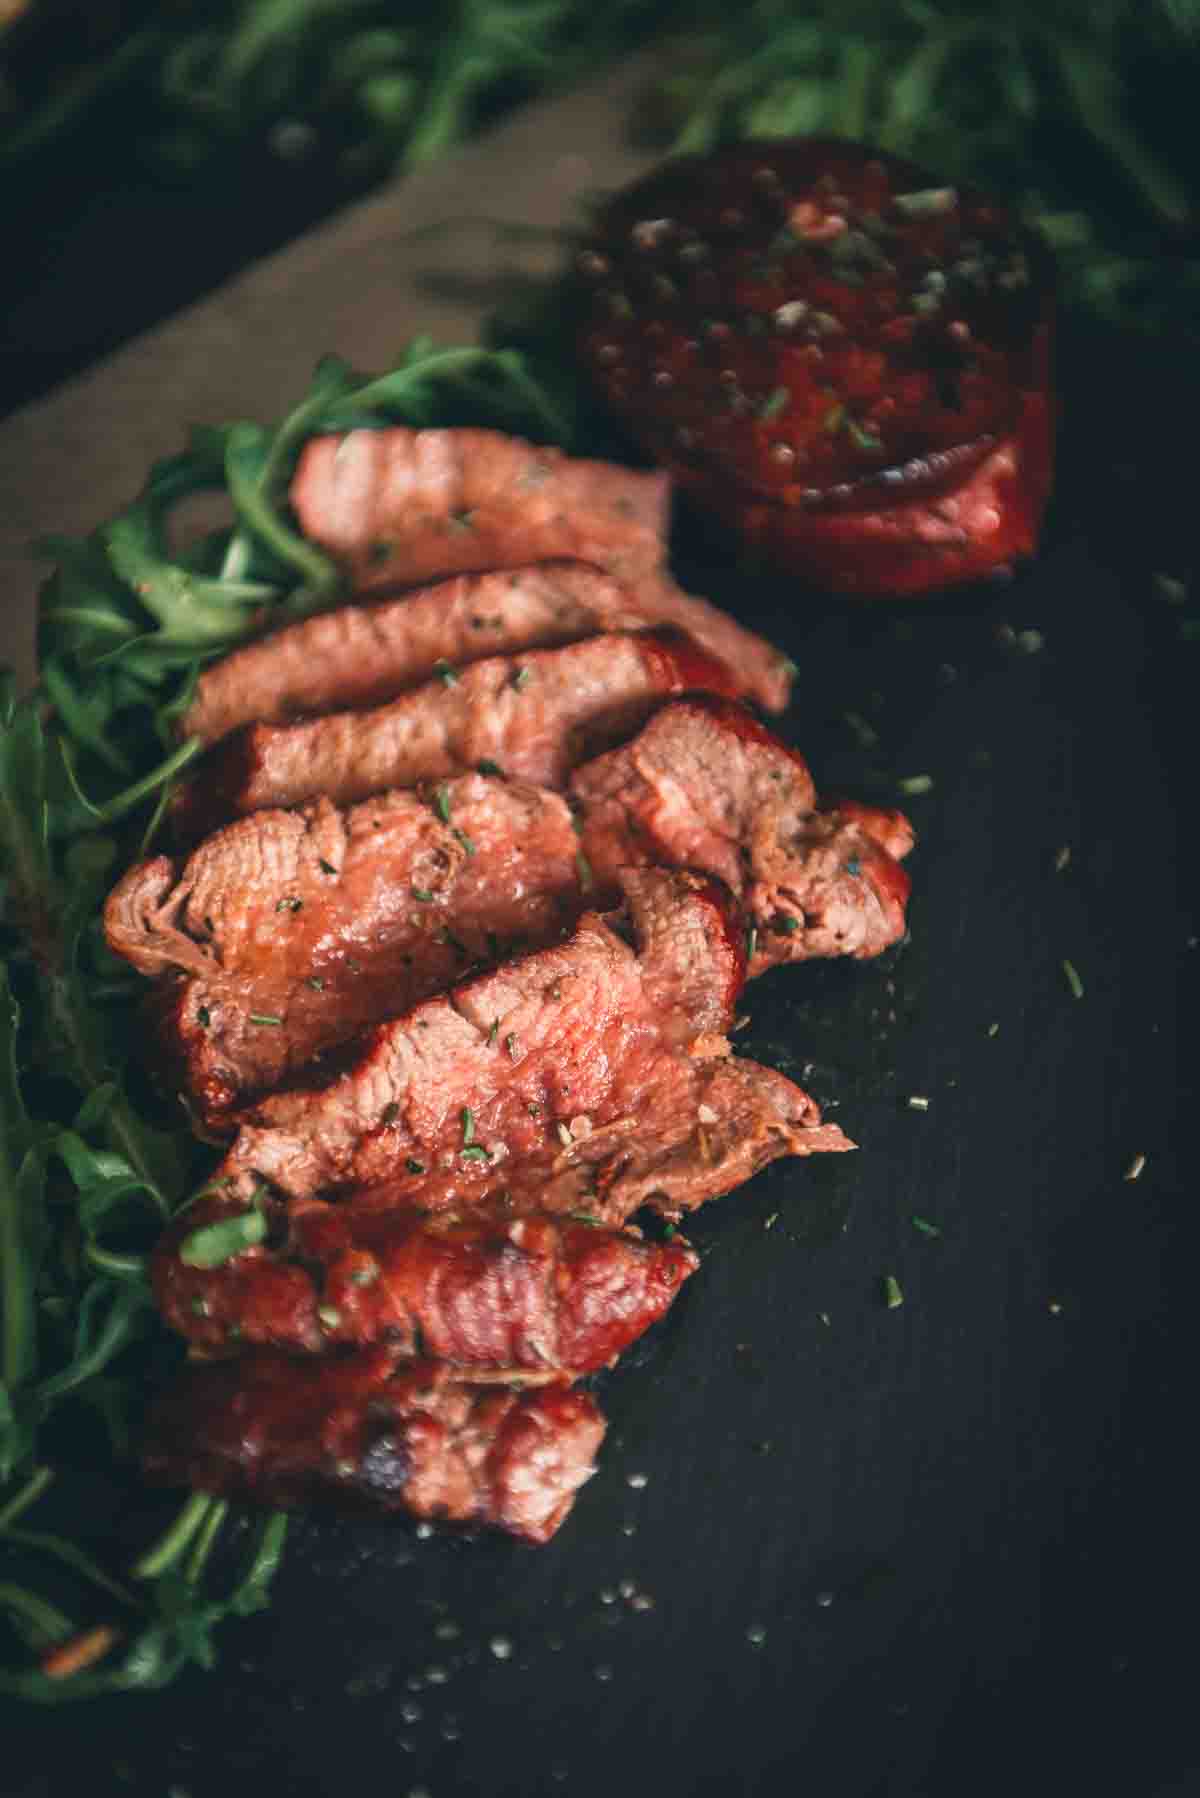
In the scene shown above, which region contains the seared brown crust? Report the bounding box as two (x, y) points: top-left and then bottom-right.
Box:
(214, 867), (755, 1202)
(176, 627), (743, 839)
(153, 1195), (698, 1369)
(577, 136), (1054, 595)
(572, 696), (912, 967)
(290, 427), (669, 591)
(106, 776), (582, 1117)
(180, 564), (792, 745)
(142, 1348), (606, 1542)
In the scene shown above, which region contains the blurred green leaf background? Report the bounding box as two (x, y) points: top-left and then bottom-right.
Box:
(1, 0), (1197, 387)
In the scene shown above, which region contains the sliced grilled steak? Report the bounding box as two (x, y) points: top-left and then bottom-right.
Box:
(154, 1194), (698, 1367)
(573, 695), (913, 967)
(106, 777), (582, 1117)
(341, 1051), (851, 1227)
(180, 563), (792, 746)
(290, 427), (668, 595)
(110, 700), (909, 1117)
(142, 1348), (605, 1542)
(176, 627), (741, 840)
(213, 867), (854, 1204)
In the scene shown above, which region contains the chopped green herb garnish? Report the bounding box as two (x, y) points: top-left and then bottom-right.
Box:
(1155, 573), (1187, 605)
(912, 1216), (941, 1237)
(477, 759), (504, 777)
(898, 774), (934, 795)
(1062, 958), (1084, 1000)
(275, 896), (302, 913)
(434, 659), (459, 686)
(305, 975), (325, 992)
(758, 386), (790, 420)
(433, 783), (452, 823)
(843, 709), (878, 748)
(461, 1143), (491, 1162)
(318, 858), (337, 876)
(452, 828), (476, 857)
(406, 1158), (426, 1175)
(350, 1260), (379, 1286)
(777, 913), (800, 934)
(448, 508), (476, 532)
(460, 1106), (476, 1146)
(197, 1004), (211, 1028)
(745, 925), (758, 961)
(883, 1274), (904, 1310)
(511, 665), (532, 691)
(411, 887), (435, 902)
(180, 1209), (268, 1269)
(892, 186), (957, 217)
(569, 1211), (601, 1227)
(248, 1012), (282, 1027)
(488, 1018), (499, 1045)
(844, 856), (862, 877)
(576, 849), (595, 892)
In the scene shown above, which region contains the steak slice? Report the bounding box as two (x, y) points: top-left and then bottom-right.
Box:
(153, 1194), (698, 1368)
(142, 1347), (605, 1542)
(216, 867), (747, 1201)
(180, 562), (792, 746)
(330, 1052), (852, 1228)
(106, 776), (582, 1118)
(176, 627), (741, 840)
(573, 696), (914, 968)
(215, 867), (850, 1208)
(290, 427), (668, 594)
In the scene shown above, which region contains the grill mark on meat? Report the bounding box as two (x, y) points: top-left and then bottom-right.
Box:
(214, 869), (765, 1202)
(290, 427), (668, 596)
(153, 1196), (698, 1368)
(106, 777), (582, 1116)
(141, 1347), (605, 1542)
(571, 695), (913, 966)
(176, 627), (743, 840)
(180, 563), (792, 746)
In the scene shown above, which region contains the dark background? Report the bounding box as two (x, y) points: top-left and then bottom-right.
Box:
(2, 331), (1196, 1797)
(2, 7), (1197, 1792)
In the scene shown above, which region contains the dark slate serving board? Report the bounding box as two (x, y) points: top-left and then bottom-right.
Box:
(4, 328), (1196, 1798)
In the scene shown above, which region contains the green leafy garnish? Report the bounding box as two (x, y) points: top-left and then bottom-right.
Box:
(179, 1209), (268, 1269)
(1, 330), (575, 1701)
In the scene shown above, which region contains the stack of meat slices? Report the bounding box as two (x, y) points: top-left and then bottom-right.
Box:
(114, 426), (914, 1543)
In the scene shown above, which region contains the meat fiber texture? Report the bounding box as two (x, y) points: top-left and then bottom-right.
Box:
(106, 775), (583, 1117)
(142, 1348), (606, 1544)
(180, 563), (793, 746)
(154, 1197), (699, 1370)
(571, 695), (913, 970)
(576, 137), (1054, 596)
(214, 867), (853, 1208)
(107, 701), (912, 1119)
(290, 426), (669, 594)
(175, 626), (743, 840)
